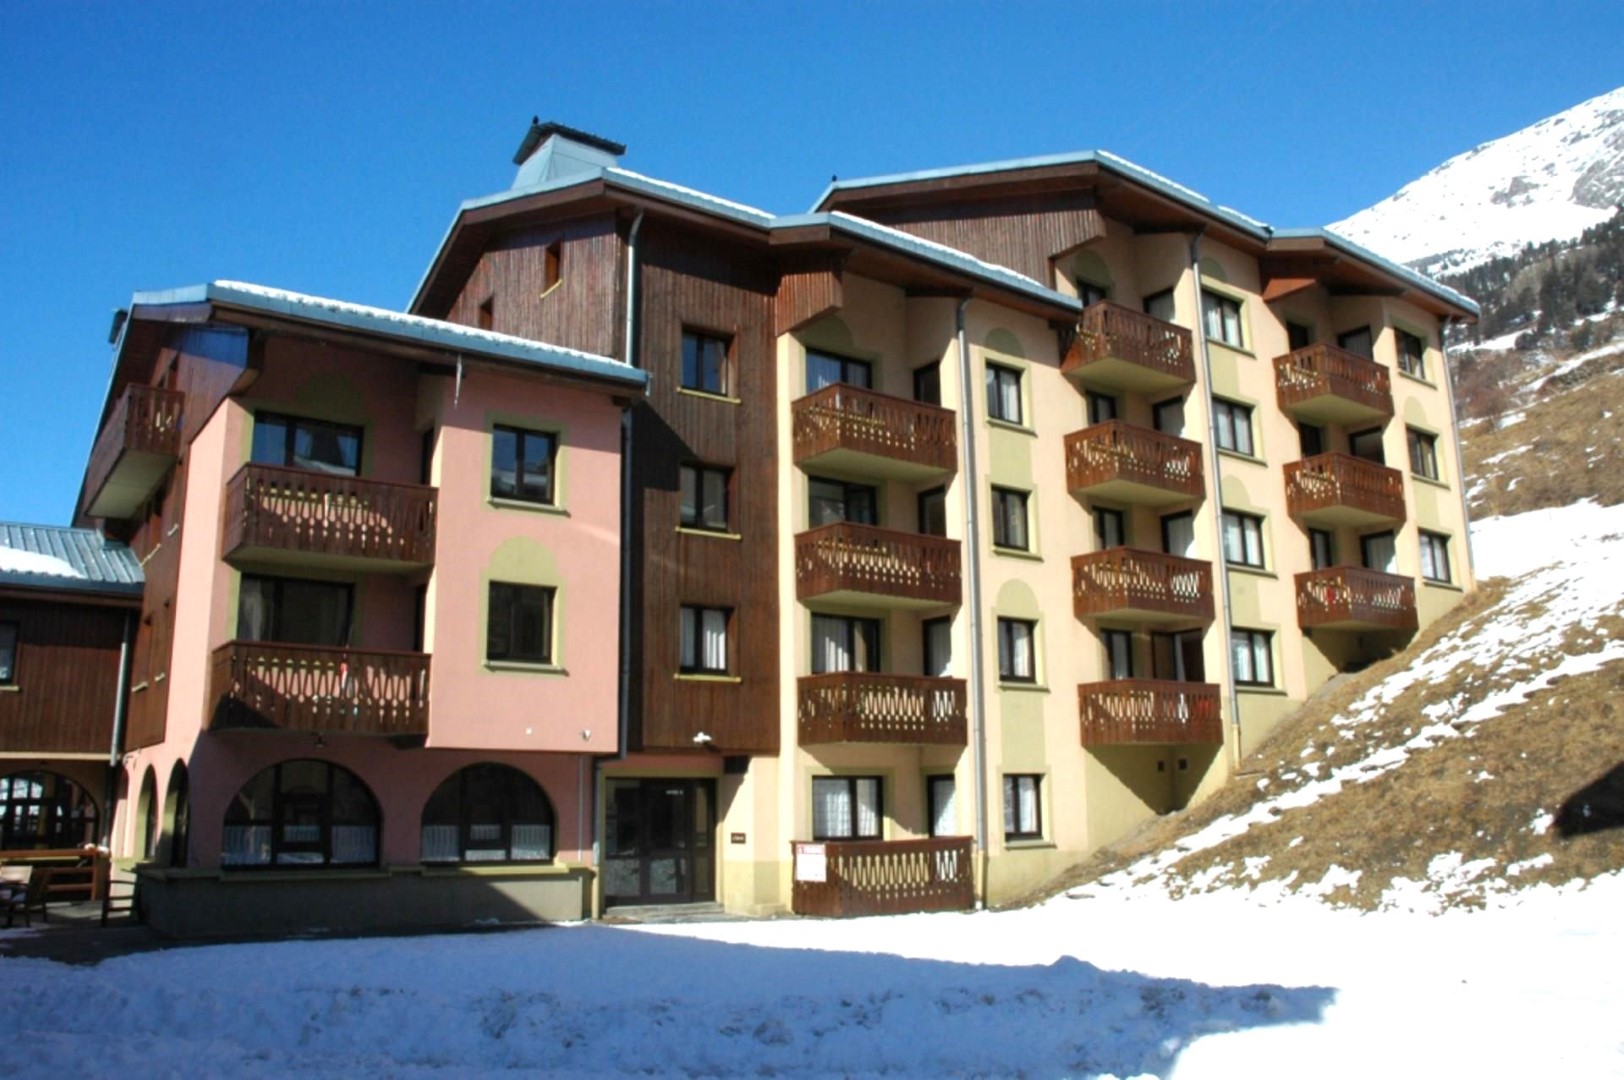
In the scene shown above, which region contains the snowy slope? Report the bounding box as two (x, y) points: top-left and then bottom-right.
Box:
(1330, 85), (1624, 277)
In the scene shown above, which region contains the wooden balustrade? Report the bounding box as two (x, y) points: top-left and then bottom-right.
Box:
(1064, 421), (1204, 504)
(83, 383), (185, 519)
(790, 837), (974, 917)
(797, 673), (967, 746)
(792, 383), (958, 477)
(1284, 453), (1405, 526)
(1296, 566), (1418, 631)
(795, 523), (961, 606)
(208, 641), (430, 736)
(1273, 344), (1394, 424)
(1062, 301), (1195, 390)
(223, 464), (437, 567)
(1072, 548), (1214, 623)
(1078, 679), (1223, 746)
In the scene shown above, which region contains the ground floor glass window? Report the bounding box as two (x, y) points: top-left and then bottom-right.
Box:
(222, 759), (379, 867)
(421, 764), (554, 863)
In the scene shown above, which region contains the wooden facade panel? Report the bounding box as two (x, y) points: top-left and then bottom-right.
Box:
(125, 535), (179, 750)
(0, 597), (129, 755)
(859, 192), (1104, 284)
(775, 255), (844, 336)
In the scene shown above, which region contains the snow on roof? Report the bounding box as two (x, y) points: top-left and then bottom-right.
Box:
(605, 168), (776, 225)
(0, 523), (143, 595)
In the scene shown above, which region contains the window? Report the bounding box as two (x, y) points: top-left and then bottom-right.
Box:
(1153, 629), (1205, 682)
(1309, 529), (1335, 570)
(0, 622), (16, 685)
(1407, 428), (1440, 481)
(251, 412), (361, 476)
(1201, 289), (1244, 347)
(1337, 326), (1374, 360)
(809, 477), (877, 527)
(997, 618), (1037, 683)
(1077, 280), (1108, 307)
(806, 350), (871, 393)
(986, 363), (1023, 424)
(679, 606), (730, 674)
(1152, 397), (1185, 436)
(928, 776), (957, 837)
(543, 241), (562, 294)
(913, 362), (941, 406)
(1231, 629), (1274, 687)
(1161, 511), (1196, 558)
(1212, 399), (1255, 456)
(811, 614), (881, 674)
(812, 776), (882, 840)
(680, 464), (730, 531)
(922, 617), (952, 677)
(1143, 289), (1176, 324)
(682, 330), (731, 396)
(222, 759), (379, 868)
(1003, 775), (1042, 841)
(991, 487), (1030, 551)
(1086, 392), (1118, 425)
(237, 575), (352, 646)
(1350, 427), (1385, 464)
(917, 487), (947, 537)
(1419, 532), (1452, 584)
(1396, 329), (1427, 378)
(1298, 422), (1325, 458)
(487, 583), (554, 664)
(1103, 629), (1134, 680)
(1286, 321), (1315, 350)
(1361, 531), (1397, 574)
(1, 771), (98, 850)
(421, 764), (555, 864)
(1221, 511), (1266, 568)
(491, 425), (558, 504)
(1093, 507), (1126, 549)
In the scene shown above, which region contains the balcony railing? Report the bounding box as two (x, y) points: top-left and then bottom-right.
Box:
(1273, 344), (1394, 425)
(795, 523), (961, 607)
(1064, 421), (1204, 505)
(1078, 680), (1223, 746)
(798, 673), (967, 746)
(1072, 548), (1214, 624)
(83, 384), (185, 519)
(792, 384), (957, 479)
(1284, 453), (1405, 527)
(223, 464), (437, 568)
(1296, 566), (1418, 631)
(790, 837), (974, 917)
(208, 641), (430, 736)
(1062, 301), (1195, 392)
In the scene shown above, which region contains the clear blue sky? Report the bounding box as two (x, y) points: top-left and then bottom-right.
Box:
(3, 1), (1621, 526)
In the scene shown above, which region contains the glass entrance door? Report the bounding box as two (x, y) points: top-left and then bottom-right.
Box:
(603, 779), (715, 907)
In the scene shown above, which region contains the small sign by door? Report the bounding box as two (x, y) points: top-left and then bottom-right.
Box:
(795, 842), (827, 883)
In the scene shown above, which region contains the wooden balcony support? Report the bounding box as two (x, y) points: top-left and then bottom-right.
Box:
(797, 673), (967, 746)
(795, 523), (961, 608)
(1284, 453), (1405, 528)
(1062, 301), (1195, 393)
(790, 837), (974, 917)
(1072, 548), (1214, 625)
(1064, 421), (1204, 505)
(1296, 566), (1418, 631)
(223, 464), (437, 570)
(1078, 679), (1223, 746)
(207, 641), (429, 736)
(1273, 344), (1394, 426)
(792, 384), (957, 480)
(83, 384), (185, 520)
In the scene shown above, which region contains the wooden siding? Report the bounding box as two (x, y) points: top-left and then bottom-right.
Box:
(125, 534), (178, 751)
(848, 192), (1104, 284)
(0, 597), (129, 756)
(774, 254), (844, 336)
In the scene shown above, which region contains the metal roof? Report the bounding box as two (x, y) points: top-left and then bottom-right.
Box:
(0, 523), (144, 597)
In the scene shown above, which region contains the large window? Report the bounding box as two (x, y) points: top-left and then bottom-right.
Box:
(251, 412), (361, 476)
(812, 776), (882, 841)
(682, 330), (732, 396)
(997, 617), (1037, 684)
(222, 759), (379, 868)
(1407, 428), (1440, 481)
(1231, 629), (1274, 687)
(421, 764), (555, 864)
(811, 614), (881, 674)
(1003, 775), (1042, 841)
(1212, 398), (1255, 457)
(237, 575), (352, 646)
(0, 622), (15, 685)
(679, 605), (730, 674)
(805, 350), (871, 393)
(991, 487), (1030, 551)
(809, 477), (877, 527)
(1221, 511), (1266, 568)
(985, 363), (1024, 424)
(0, 771), (97, 850)
(1420, 532), (1452, 584)
(1396, 329), (1428, 379)
(491, 426), (558, 504)
(487, 583), (554, 664)
(1201, 290), (1244, 348)
(679, 464), (730, 532)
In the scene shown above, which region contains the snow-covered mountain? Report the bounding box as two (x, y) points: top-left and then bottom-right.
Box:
(1331, 85), (1624, 277)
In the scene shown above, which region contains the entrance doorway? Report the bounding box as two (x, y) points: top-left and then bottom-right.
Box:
(603, 779), (715, 907)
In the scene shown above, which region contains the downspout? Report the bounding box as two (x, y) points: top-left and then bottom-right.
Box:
(1437, 315), (1477, 581)
(954, 296), (990, 907)
(1186, 232), (1245, 770)
(103, 610), (135, 848)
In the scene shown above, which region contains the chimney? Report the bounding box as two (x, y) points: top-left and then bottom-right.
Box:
(511, 119), (626, 189)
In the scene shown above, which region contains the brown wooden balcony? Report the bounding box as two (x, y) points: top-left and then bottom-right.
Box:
(223, 464), (437, 572)
(1078, 679), (1223, 746)
(1065, 421), (1204, 506)
(793, 384), (957, 481)
(1284, 453), (1405, 528)
(1273, 344), (1394, 426)
(83, 384), (185, 520)
(1296, 566), (1418, 632)
(798, 673), (967, 746)
(1072, 549), (1214, 625)
(796, 523), (960, 609)
(790, 837), (973, 917)
(1062, 301), (1195, 393)
(207, 641), (429, 737)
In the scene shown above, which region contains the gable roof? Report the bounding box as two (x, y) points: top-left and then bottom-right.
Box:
(0, 523), (144, 598)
